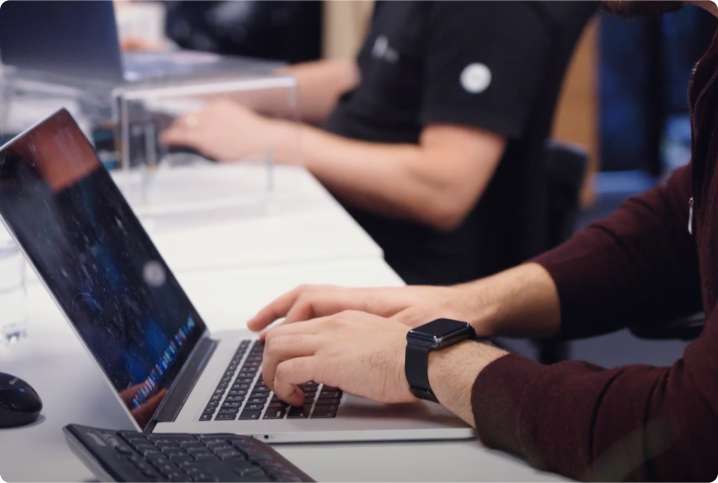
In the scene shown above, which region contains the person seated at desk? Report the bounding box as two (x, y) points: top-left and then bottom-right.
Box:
(161, 1), (596, 285)
(244, 1), (718, 480)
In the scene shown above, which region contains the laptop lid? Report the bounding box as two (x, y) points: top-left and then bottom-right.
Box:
(0, 0), (124, 82)
(0, 109), (208, 428)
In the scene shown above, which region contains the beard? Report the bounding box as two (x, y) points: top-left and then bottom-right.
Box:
(601, 1), (684, 16)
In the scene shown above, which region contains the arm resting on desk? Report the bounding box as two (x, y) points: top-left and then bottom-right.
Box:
(163, 109), (505, 232)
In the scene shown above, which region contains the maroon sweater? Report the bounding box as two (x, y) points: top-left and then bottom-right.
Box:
(471, 32), (718, 482)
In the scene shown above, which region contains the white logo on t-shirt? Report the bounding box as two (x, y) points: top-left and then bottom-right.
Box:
(372, 35), (399, 63)
(460, 63), (492, 94)
(0, 471), (6, 482)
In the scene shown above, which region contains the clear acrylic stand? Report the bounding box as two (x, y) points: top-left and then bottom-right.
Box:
(114, 74), (299, 230)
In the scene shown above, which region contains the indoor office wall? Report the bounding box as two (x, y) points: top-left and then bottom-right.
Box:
(551, 17), (599, 208)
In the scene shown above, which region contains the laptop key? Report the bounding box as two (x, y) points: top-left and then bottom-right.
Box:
(310, 406), (338, 418)
(215, 413), (237, 421)
(263, 407), (287, 419)
(287, 406), (311, 418)
(239, 409), (262, 420)
(244, 402), (265, 411)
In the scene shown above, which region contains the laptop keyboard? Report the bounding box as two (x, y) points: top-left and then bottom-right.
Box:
(200, 340), (342, 422)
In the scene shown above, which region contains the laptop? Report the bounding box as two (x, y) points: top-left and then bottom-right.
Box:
(0, 0), (277, 84)
(0, 109), (473, 442)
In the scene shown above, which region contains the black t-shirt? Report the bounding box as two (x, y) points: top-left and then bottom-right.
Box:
(325, 1), (596, 284)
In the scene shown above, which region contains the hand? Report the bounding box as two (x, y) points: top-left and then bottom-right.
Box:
(160, 100), (298, 163)
(261, 310), (417, 406)
(248, 283), (486, 333)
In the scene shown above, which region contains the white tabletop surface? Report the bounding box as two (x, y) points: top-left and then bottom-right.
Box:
(112, 164), (383, 272)
(0, 164), (562, 482)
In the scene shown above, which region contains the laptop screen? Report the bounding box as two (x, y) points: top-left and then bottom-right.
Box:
(0, 110), (207, 428)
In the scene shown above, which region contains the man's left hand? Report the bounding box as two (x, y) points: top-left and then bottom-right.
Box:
(261, 310), (418, 407)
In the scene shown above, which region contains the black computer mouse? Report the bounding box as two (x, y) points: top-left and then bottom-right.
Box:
(0, 372), (42, 428)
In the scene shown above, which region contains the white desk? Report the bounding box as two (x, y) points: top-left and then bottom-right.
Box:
(113, 164), (383, 272)
(0, 165), (561, 482)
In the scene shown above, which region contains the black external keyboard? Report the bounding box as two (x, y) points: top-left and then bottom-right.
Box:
(64, 424), (314, 482)
(201, 340), (342, 421)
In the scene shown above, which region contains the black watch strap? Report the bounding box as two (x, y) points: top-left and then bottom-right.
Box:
(405, 343), (438, 402)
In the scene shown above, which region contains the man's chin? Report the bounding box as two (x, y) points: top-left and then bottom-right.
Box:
(601, 1), (684, 16)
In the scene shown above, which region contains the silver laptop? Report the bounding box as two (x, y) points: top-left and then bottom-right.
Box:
(0, 109), (473, 443)
(0, 0), (277, 84)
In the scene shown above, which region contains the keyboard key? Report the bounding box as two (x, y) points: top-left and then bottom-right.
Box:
(166, 471), (186, 481)
(239, 409), (262, 420)
(191, 451), (215, 460)
(311, 406), (338, 418)
(263, 407), (287, 419)
(210, 444), (234, 454)
(287, 406), (310, 418)
(154, 463), (177, 476)
(216, 449), (244, 460)
(139, 448), (163, 458)
(244, 403), (266, 412)
(146, 454), (170, 466)
(215, 413), (237, 421)
(114, 444), (133, 455)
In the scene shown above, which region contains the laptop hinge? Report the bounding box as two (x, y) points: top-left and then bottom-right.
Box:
(147, 335), (218, 431)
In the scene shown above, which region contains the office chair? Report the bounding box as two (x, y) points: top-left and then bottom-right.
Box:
(630, 312), (704, 341)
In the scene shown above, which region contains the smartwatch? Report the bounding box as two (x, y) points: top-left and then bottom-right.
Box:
(405, 318), (477, 402)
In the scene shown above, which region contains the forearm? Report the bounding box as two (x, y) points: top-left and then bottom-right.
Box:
(277, 59), (359, 124)
(275, 122), (499, 230)
(453, 263), (562, 339)
(427, 340), (507, 426)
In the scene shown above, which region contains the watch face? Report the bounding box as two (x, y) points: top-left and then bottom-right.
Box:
(409, 318), (472, 345)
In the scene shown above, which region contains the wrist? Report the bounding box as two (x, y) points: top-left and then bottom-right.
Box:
(452, 282), (501, 336)
(427, 340), (506, 426)
(267, 119), (303, 166)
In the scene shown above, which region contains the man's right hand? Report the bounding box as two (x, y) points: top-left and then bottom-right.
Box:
(247, 283), (487, 334)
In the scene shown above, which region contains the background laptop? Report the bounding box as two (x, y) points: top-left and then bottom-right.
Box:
(0, 109), (473, 442)
(0, 0), (277, 84)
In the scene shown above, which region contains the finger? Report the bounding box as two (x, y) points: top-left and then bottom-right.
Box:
(262, 334), (319, 393)
(255, 296), (315, 341)
(273, 356), (320, 406)
(247, 287), (304, 332)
